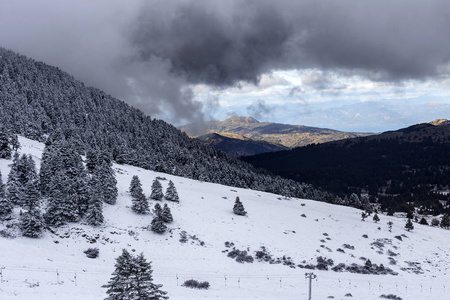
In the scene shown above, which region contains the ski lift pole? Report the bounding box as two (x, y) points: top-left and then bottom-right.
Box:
(305, 272), (317, 300)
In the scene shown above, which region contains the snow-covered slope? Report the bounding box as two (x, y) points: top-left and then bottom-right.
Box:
(0, 137), (449, 300)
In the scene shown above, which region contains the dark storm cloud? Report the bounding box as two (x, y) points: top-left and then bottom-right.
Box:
(1, 0), (450, 125)
(129, 0), (450, 85)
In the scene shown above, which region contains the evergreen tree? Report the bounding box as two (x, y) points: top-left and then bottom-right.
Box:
(0, 170), (12, 216)
(22, 179), (40, 211)
(160, 204), (173, 223)
(7, 152), (23, 205)
(419, 217), (428, 225)
(164, 180), (179, 202)
(373, 213), (380, 223)
(387, 221), (393, 232)
(361, 211), (367, 221)
(129, 176), (143, 199)
(150, 179), (163, 201)
(0, 170), (4, 198)
(405, 218), (414, 231)
(19, 208), (45, 238)
(97, 160), (118, 205)
(0, 130), (12, 159)
(103, 249), (168, 300)
(85, 150), (98, 173)
(44, 171), (80, 226)
(233, 197), (247, 216)
(86, 175), (104, 226)
(130, 176), (149, 214)
(440, 213), (450, 229)
(132, 253), (169, 300)
(150, 216), (167, 234)
(153, 203), (162, 217)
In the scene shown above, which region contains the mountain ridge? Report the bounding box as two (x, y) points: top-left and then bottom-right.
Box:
(181, 116), (374, 149)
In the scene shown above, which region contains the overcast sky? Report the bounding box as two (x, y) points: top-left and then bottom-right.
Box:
(1, 0), (449, 132)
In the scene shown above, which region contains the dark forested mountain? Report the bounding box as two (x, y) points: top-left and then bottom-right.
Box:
(181, 116), (373, 148)
(243, 121), (450, 214)
(0, 47), (335, 202)
(197, 132), (288, 157)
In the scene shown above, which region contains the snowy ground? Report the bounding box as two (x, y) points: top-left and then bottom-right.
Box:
(0, 136), (449, 299)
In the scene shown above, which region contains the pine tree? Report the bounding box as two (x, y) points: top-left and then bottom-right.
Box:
(19, 208), (45, 238)
(164, 180), (179, 202)
(150, 216), (167, 234)
(0, 170), (12, 216)
(440, 213), (450, 229)
(23, 179), (40, 211)
(387, 221), (393, 232)
(373, 213), (380, 223)
(0, 196), (12, 216)
(130, 176), (149, 214)
(419, 217), (428, 225)
(233, 197), (247, 216)
(132, 253), (169, 299)
(153, 203), (162, 217)
(361, 211), (367, 221)
(103, 249), (168, 300)
(150, 179), (163, 201)
(85, 150), (98, 174)
(129, 176), (143, 199)
(160, 204), (173, 223)
(97, 160), (118, 205)
(405, 218), (414, 231)
(7, 152), (23, 205)
(86, 175), (104, 226)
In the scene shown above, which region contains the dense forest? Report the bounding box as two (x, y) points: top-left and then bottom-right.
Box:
(0, 47), (337, 203)
(243, 125), (450, 215)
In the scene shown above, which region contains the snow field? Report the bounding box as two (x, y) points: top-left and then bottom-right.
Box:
(0, 136), (449, 299)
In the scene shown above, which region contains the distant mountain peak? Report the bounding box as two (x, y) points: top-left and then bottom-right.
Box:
(227, 116), (260, 124)
(429, 119), (449, 126)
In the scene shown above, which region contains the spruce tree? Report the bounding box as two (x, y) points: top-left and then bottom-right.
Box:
(97, 160), (118, 205)
(150, 179), (163, 201)
(440, 213), (450, 229)
(103, 249), (168, 300)
(129, 176), (143, 199)
(405, 218), (414, 231)
(0, 196), (13, 216)
(153, 203), (162, 217)
(86, 175), (104, 226)
(19, 208), (45, 238)
(160, 204), (173, 223)
(373, 213), (380, 223)
(233, 197), (247, 216)
(130, 176), (149, 214)
(164, 180), (179, 202)
(132, 253), (169, 299)
(150, 216), (167, 234)
(0, 170), (12, 216)
(387, 221), (393, 232)
(7, 152), (23, 205)
(23, 179), (40, 211)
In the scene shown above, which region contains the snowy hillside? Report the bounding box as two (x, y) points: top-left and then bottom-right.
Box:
(0, 136), (449, 300)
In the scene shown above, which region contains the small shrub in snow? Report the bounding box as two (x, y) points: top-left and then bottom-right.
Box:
(316, 256), (334, 270)
(179, 231), (188, 243)
(84, 247), (99, 258)
(182, 279), (210, 289)
(301, 214), (307, 218)
(394, 235), (402, 241)
(336, 248), (345, 253)
(380, 294), (402, 300)
(342, 244), (355, 250)
(344, 293), (353, 297)
(227, 249), (254, 263)
(431, 218), (440, 226)
(362, 234), (368, 238)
